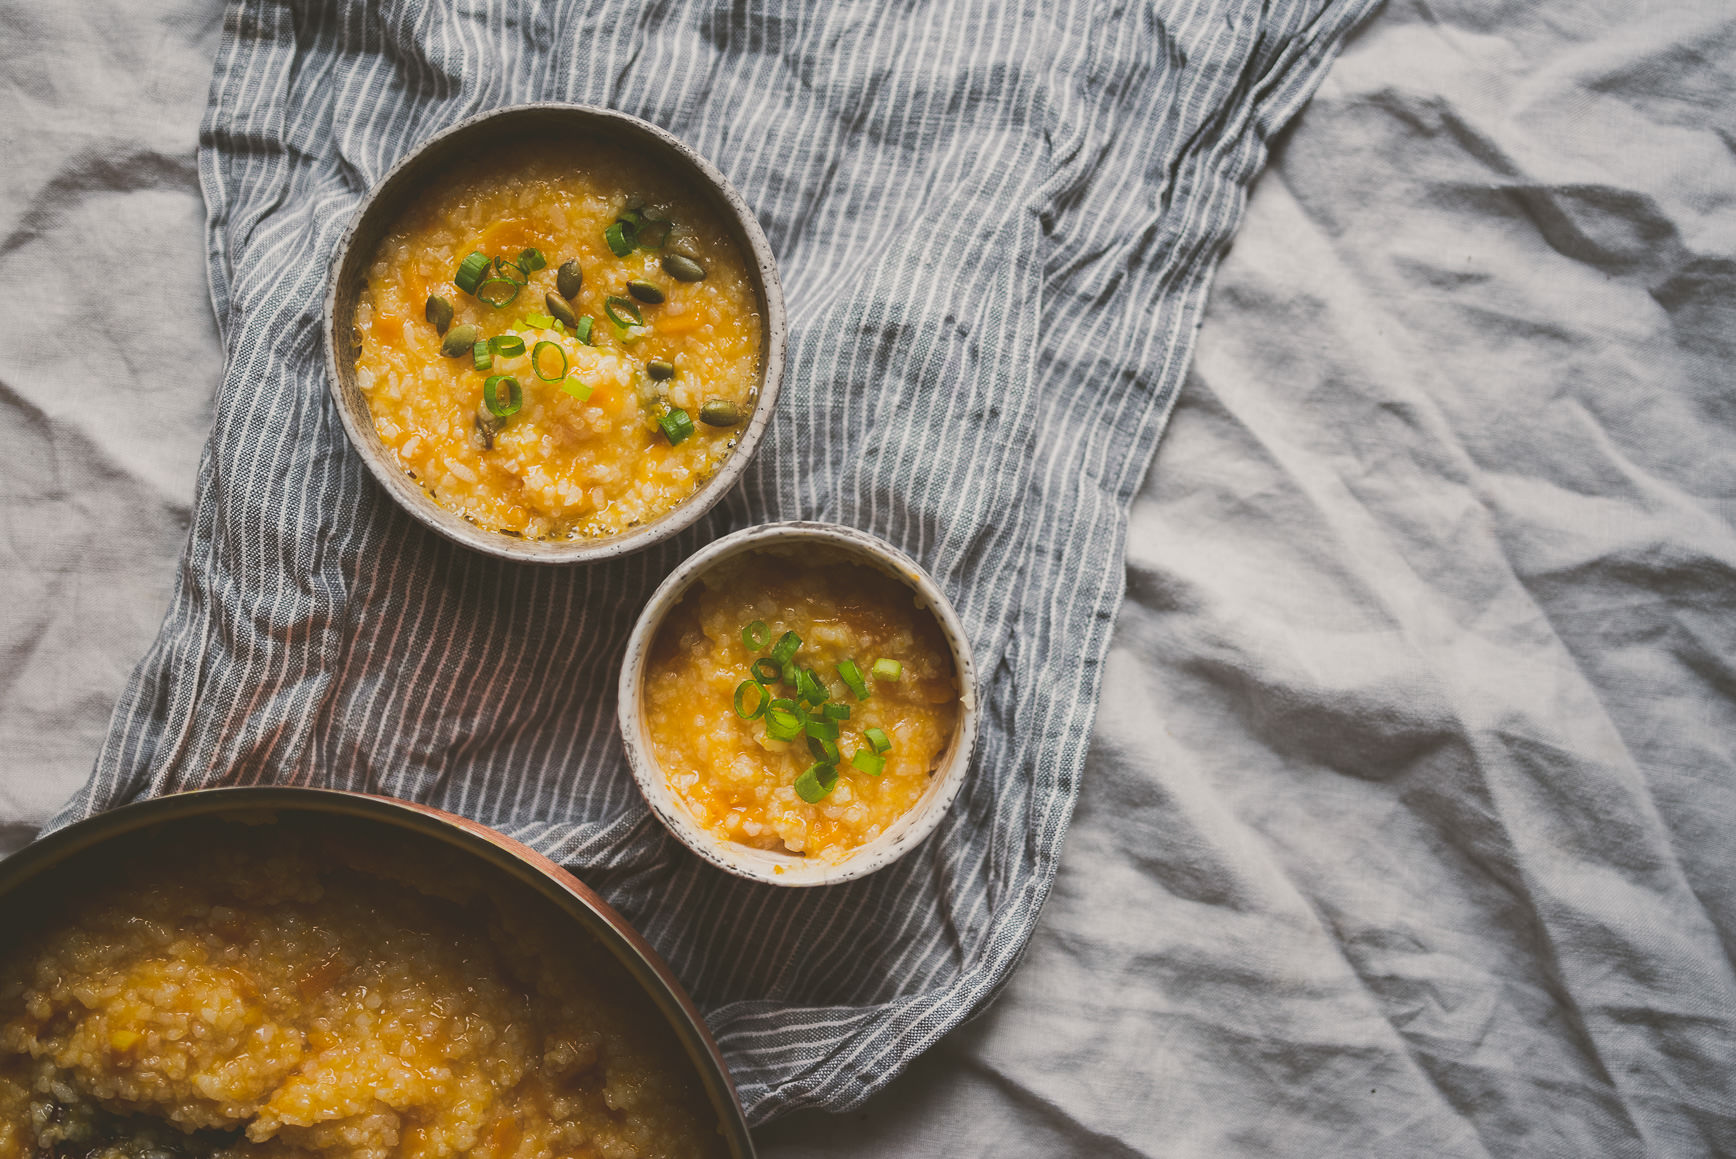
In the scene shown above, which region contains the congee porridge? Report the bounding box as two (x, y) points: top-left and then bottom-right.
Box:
(353, 139), (761, 539)
(643, 548), (961, 861)
(0, 821), (725, 1159)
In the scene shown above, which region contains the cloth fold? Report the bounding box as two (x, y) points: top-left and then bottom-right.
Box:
(48, 0), (1375, 1121)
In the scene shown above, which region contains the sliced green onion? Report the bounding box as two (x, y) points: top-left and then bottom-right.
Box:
(523, 312), (555, 329)
(637, 217), (672, 248)
(472, 340), (492, 371)
(492, 255), (528, 285)
(551, 319), (568, 336)
(742, 620), (770, 651)
(517, 247), (547, 273)
(476, 277), (521, 308)
(794, 762), (838, 804)
(560, 376), (593, 402)
(782, 660), (799, 687)
(454, 251), (489, 294)
(872, 658), (903, 682)
(806, 734), (841, 764)
(659, 407), (694, 445)
(797, 667), (829, 706)
(770, 631), (802, 664)
(575, 316), (594, 345)
(765, 700), (803, 742)
(532, 341), (567, 382)
(823, 703), (850, 721)
(864, 727), (891, 754)
(734, 680), (769, 720)
(752, 656), (783, 683)
(837, 659), (869, 701)
(483, 375), (522, 418)
(804, 718), (840, 742)
(852, 750), (886, 776)
(489, 334), (526, 357)
(604, 221), (635, 257)
(605, 295), (644, 329)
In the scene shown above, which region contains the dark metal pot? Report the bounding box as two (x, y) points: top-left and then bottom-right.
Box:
(0, 787), (755, 1159)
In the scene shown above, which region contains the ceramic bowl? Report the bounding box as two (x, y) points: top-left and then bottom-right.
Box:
(0, 787), (755, 1158)
(323, 102), (786, 564)
(618, 522), (979, 887)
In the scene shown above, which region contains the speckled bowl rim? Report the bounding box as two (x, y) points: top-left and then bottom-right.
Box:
(323, 102), (786, 565)
(618, 522), (979, 887)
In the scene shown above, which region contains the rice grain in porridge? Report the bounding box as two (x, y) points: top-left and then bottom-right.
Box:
(353, 140), (761, 540)
(643, 550), (960, 860)
(0, 822), (725, 1159)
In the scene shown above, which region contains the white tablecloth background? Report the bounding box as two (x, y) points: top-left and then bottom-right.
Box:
(3, 0), (1731, 1153)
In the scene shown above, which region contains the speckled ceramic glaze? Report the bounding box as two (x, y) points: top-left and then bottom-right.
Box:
(324, 103), (786, 564)
(618, 522), (979, 887)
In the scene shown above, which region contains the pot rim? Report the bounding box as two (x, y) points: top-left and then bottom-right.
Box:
(0, 786), (755, 1158)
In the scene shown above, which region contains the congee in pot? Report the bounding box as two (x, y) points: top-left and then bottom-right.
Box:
(351, 139), (761, 540)
(0, 819), (725, 1159)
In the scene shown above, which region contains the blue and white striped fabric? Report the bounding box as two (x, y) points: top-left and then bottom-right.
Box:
(50, 0), (1376, 1123)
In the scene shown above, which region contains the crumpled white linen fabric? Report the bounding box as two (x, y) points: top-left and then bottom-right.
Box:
(2, 0), (1732, 1154)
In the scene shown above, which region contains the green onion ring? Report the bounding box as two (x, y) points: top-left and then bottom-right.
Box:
(604, 295), (644, 329)
(492, 255), (528, 285)
(604, 221), (635, 257)
(794, 762), (838, 804)
(837, 658), (869, 701)
(742, 620), (770, 651)
(472, 340), (492, 371)
(852, 750), (886, 776)
(797, 667), (829, 706)
(751, 657), (783, 683)
(475, 277), (521, 308)
(770, 631), (801, 665)
(488, 334), (526, 357)
(806, 734), (841, 765)
(804, 718), (839, 742)
(865, 727), (891, 754)
(575, 316), (594, 345)
(517, 247), (547, 273)
(454, 251), (489, 294)
(733, 680), (769, 721)
(659, 407), (694, 446)
(872, 658), (903, 682)
(531, 340), (567, 382)
(483, 375), (522, 418)
(823, 703), (850, 721)
(765, 700), (803, 742)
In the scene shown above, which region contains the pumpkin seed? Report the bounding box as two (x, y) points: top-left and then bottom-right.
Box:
(556, 259), (583, 300)
(646, 360), (675, 381)
(699, 399), (742, 427)
(441, 323), (478, 357)
(545, 292), (577, 329)
(662, 254), (706, 282)
(424, 294), (454, 334)
(627, 279), (665, 304)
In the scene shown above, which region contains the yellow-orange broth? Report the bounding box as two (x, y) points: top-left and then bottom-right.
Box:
(644, 551), (960, 861)
(353, 140), (760, 540)
(0, 823), (725, 1159)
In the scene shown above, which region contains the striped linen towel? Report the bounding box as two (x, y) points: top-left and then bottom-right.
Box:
(50, 0), (1377, 1122)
